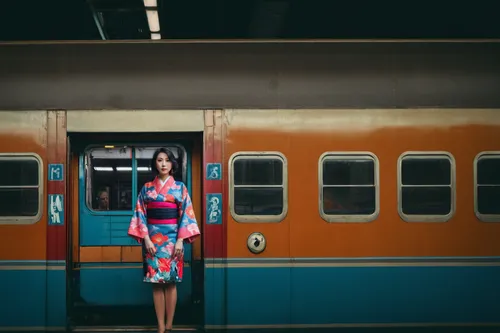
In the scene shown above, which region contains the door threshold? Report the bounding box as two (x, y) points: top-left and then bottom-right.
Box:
(71, 325), (199, 332)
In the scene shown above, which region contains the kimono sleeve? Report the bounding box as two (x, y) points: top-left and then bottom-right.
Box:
(128, 186), (149, 243)
(177, 183), (201, 244)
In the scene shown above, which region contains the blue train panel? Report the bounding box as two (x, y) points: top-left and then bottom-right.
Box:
(78, 264), (192, 306)
(204, 259), (500, 329)
(0, 260), (66, 330)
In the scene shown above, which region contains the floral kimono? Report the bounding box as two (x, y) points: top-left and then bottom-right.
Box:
(128, 176), (200, 284)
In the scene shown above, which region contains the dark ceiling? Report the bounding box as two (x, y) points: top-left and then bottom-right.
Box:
(0, 0), (499, 41)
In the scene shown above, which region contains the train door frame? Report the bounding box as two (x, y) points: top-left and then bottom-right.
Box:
(65, 132), (204, 328)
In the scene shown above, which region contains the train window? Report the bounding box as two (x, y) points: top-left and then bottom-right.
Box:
(86, 147), (133, 211)
(319, 152), (379, 222)
(398, 152), (455, 222)
(85, 145), (187, 212)
(229, 152), (288, 223)
(474, 152), (500, 222)
(0, 154), (43, 224)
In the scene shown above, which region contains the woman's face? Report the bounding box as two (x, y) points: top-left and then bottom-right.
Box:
(155, 152), (172, 177)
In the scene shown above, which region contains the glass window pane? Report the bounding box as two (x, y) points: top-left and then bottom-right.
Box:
(0, 188), (39, 216)
(477, 157), (500, 185)
(89, 147), (132, 211)
(322, 186), (376, 215)
(0, 159), (39, 186)
(234, 159), (283, 186)
(135, 147), (185, 196)
(401, 158), (451, 186)
(401, 186), (451, 215)
(234, 187), (283, 215)
(477, 186), (500, 215)
(323, 159), (374, 186)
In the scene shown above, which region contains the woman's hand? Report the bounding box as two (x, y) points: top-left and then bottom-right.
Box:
(144, 237), (156, 256)
(174, 238), (184, 258)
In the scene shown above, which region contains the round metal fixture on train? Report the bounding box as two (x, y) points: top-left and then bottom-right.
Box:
(247, 232), (266, 254)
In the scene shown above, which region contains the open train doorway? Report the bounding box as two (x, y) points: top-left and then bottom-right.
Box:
(66, 131), (204, 330)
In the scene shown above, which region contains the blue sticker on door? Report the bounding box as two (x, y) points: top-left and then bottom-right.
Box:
(48, 194), (64, 225)
(48, 164), (64, 181)
(206, 163), (222, 180)
(206, 193), (222, 224)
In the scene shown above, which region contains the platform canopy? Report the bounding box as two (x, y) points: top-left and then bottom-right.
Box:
(0, 0), (499, 41)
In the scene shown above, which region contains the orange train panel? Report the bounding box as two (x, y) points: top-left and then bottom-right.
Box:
(0, 111), (48, 260)
(121, 246), (142, 262)
(223, 109), (500, 259)
(79, 246), (142, 263)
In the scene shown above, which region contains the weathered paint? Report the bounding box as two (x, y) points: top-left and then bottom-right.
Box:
(66, 110), (205, 132)
(46, 110), (67, 261)
(203, 110), (226, 259)
(0, 111), (47, 259)
(0, 111), (67, 329)
(203, 110), (227, 328)
(223, 109), (500, 259)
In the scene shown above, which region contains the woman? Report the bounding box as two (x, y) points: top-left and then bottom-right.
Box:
(128, 147), (201, 333)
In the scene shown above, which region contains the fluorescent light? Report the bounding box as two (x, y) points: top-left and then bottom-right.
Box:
(144, 0), (161, 40)
(146, 10), (160, 33)
(137, 167), (151, 171)
(94, 167), (113, 171)
(104, 145), (115, 149)
(116, 167), (132, 171)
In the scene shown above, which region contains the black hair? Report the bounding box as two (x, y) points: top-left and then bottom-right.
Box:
(151, 147), (178, 176)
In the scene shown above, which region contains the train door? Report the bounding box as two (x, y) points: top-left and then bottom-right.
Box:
(67, 133), (203, 329)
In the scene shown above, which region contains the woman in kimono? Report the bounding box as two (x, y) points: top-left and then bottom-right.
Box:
(128, 148), (201, 333)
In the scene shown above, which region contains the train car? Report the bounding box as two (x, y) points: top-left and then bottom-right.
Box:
(1, 41), (500, 332)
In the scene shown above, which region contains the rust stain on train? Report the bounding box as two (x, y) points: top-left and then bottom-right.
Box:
(223, 116), (500, 258)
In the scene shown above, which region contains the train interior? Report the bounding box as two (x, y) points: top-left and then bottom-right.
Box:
(67, 132), (204, 328)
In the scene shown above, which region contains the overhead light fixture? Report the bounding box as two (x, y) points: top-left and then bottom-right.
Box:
(94, 166), (113, 171)
(144, 0), (161, 40)
(104, 145), (115, 149)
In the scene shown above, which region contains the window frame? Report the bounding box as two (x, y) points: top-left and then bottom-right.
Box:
(397, 151), (456, 223)
(228, 151), (288, 223)
(83, 144), (187, 215)
(0, 153), (44, 225)
(474, 151), (500, 222)
(318, 152), (380, 223)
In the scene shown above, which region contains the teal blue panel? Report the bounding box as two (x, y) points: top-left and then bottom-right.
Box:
(79, 154), (135, 246)
(46, 267), (67, 327)
(0, 268), (46, 327)
(0, 260), (66, 329)
(204, 265), (500, 326)
(79, 265), (192, 306)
